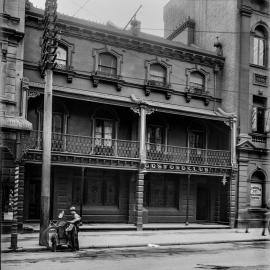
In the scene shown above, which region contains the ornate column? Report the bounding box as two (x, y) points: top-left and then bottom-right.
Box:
(130, 95), (155, 230)
(136, 172), (144, 230)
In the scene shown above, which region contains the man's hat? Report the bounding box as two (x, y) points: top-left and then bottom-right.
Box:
(70, 206), (76, 211)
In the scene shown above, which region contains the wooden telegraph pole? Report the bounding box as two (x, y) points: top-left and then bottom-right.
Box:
(39, 0), (59, 246)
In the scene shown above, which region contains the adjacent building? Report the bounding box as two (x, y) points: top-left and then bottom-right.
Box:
(164, 0), (270, 227)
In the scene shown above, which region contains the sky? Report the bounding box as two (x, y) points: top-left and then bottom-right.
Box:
(30, 0), (169, 37)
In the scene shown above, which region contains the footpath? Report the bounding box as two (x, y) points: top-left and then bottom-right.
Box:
(1, 226), (270, 253)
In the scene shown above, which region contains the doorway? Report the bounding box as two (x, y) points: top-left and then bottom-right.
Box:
(196, 184), (210, 221)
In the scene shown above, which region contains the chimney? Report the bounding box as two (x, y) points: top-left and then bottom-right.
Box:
(130, 19), (141, 36)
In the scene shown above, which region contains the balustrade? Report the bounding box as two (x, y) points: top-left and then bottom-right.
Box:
(146, 143), (231, 167)
(22, 131), (231, 166)
(23, 131), (139, 159)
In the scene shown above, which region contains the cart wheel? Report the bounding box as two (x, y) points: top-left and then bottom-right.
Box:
(52, 238), (57, 252)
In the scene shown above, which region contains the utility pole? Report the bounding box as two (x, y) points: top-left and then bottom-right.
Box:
(39, 0), (59, 246)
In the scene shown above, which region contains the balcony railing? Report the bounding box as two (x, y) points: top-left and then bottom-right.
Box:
(23, 131), (231, 167)
(251, 134), (267, 149)
(146, 143), (231, 167)
(24, 131), (139, 159)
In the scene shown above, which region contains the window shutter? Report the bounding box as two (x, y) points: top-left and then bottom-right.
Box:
(251, 107), (258, 132)
(264, 109), (270, 133)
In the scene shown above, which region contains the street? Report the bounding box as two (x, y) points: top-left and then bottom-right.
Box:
(2, 241), (270, 270)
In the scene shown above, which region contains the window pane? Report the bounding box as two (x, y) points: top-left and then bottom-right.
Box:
(190, 72), (204, 89)
(258, 39), (264, 66)
(55, 47), (67, 67)
(150, 64), (166, 83)
(253, 38), (259, 65)
(165, 179), (177, 207)
(147, 126), (164, 144)
(52, 114), (63, 133)
(150, 178), (164, 207)
(257, 107), (265, 133)
(87, 178), (103, 205)
(98, 53), (117, 75)
(190, 131), (204, 148)
(104, 178), (117, 205)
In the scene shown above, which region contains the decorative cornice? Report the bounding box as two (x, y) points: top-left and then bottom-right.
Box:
(0, 27), (24, 40)
(240, 5), (253, 17)
(25, 13), (225, 69)
(0, 13), (20, 24)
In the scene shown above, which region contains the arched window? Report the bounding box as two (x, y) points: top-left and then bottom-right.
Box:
(149, 64), (166, 84)
(253, 25), (268, 67)
(189, 71), (205, 91)
(98, 53), (117, 75)
(55, 46), (68, 69)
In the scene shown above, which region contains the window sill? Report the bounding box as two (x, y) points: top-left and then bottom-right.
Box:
(53, 66), (74, 83)
(248, 207), (268, 213)
(91, 72), (124, 91)
(144, 80), (172, 99)
(250, 64), (269, 71)
(185, 87), (210, 106)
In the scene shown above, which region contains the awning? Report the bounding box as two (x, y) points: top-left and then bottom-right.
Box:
(0, 115), (32, 131)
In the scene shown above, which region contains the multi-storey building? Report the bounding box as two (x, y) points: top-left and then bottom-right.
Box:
(2, 0), (237, 230)
(164, 0), (270, 227)
(0, 0), (32, 231)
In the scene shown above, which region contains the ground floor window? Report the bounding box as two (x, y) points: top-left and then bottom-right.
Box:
(144, 175), (178, 208)
(84, 170), (118, 206)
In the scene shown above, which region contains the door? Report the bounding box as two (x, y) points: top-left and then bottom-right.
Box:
(196, 184), (210, 221)
(28, 178), (41, 219)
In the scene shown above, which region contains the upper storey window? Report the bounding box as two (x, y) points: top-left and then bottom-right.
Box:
(55, 46), (68, 69)
(189, 71), (205, 92)
(252, 25), (268, 67)
(149, 64), (166, 84)
(98, 53), (117, 76)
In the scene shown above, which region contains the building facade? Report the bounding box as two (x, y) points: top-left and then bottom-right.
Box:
(164, 0), (270, 227)
(0, 0), (32, 232)
(2, 0), (238, 230)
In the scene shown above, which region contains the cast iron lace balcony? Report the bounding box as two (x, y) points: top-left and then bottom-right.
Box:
(146, 143), (231, 167)
(23, 131), (139, 159)
(23, 131), (231, 166)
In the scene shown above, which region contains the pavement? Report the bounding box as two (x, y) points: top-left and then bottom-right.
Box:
(1, 224), (270, 253)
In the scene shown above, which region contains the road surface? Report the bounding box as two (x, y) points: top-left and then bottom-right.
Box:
(2, 241), (270, 270)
